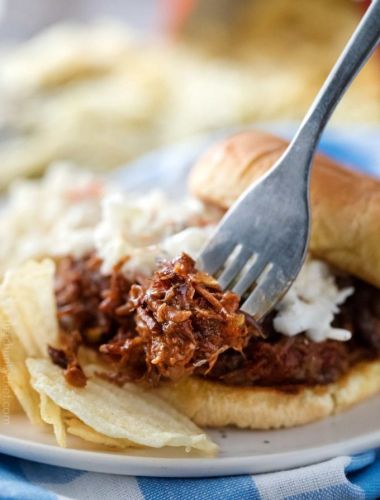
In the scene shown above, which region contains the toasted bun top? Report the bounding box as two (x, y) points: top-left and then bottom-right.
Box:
(189, 130), (380, 288)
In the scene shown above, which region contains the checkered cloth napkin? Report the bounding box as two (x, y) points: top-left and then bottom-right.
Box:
(1, 127), (379, 500)
(0, 451), (379, 499)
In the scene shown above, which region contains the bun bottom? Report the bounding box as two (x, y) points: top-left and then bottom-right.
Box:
(155, 360), (380, 429)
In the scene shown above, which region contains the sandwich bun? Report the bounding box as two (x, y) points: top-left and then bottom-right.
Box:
(156, 360), (380, 429)
(153, 130), (380, 430)
(189, 130), (380, 289)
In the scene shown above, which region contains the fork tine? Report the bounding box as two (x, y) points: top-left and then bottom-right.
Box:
(240, 265), (288, 320)
(218, 245), (252, 290)
(232, 254), (266, 297)
(197, 239), (236, 276)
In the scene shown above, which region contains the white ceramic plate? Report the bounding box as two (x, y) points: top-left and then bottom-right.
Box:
(1, 397), (380, 477)
(1, 129), (379, 477)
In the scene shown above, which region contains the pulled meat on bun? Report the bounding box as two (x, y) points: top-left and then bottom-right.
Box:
(50, 130), (380, 430)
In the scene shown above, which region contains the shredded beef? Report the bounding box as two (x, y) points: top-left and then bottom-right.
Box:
(347, 280), (380, 354)
(100, 253), (260, 383)
(48, 334), (86, 388)
(55, 254), (112, 342)
(51, 253), (380, 389)
(207, 336), (350, 386)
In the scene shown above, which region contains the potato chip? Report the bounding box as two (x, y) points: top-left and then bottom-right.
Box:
(0, 304), (66, 442)
(0, 350), (21, 415)
(40, 393), (67, 447)
(64, 415), (132, 450)
(0, 312), (41, 424)
(27, 358), (218, 454)
(0, 259), (58, 357)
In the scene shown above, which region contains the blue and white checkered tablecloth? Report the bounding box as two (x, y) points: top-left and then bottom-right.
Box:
(1, 450), (380, 500)
(1, 126), (380, 500)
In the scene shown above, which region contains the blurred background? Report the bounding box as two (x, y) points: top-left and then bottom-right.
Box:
(0, 0), (379, 188)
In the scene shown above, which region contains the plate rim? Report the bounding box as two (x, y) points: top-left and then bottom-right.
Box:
(1, 411), (380, 477)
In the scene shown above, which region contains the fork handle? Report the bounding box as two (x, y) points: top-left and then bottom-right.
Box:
(289, 0), (380, 165)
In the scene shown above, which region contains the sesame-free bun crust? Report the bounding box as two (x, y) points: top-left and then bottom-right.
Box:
(189, 130), (380, 289)
(155, 360), (380, 429)
(187, 133), (380, 429)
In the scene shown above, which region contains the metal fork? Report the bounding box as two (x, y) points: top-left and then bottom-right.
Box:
(197, 0), (380, 320)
